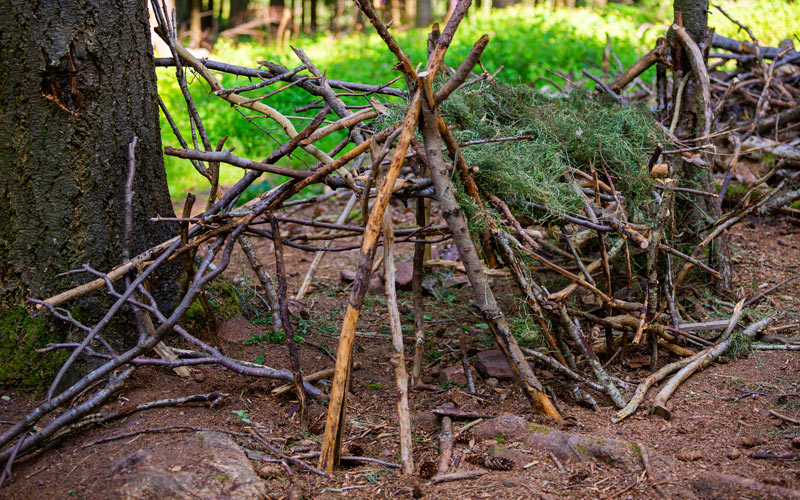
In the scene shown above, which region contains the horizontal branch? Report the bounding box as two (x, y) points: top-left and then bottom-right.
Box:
(153, 57), (408, 98)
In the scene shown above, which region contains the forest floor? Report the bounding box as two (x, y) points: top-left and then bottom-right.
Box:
(2, 199), (800, 500)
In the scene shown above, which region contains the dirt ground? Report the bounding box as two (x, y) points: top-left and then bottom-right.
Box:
(1, 200), (799, 500)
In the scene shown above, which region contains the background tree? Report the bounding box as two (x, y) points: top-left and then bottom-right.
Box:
(0, 0), (177, 379)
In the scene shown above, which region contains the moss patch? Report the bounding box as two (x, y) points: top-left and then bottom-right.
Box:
(0, 307), (68, 389)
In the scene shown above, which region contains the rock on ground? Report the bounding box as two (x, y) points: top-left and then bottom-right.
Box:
(101, 431), (267, 500)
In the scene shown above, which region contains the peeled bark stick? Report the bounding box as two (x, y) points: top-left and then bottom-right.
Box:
(421, 103), (561, 420)
(673, 25), (712, 139)
(609, 38), (669, 93)
(319, 90), (423, 472)
(652, 306), (771, 420)
(521, 347), (607, 394)
(382, 193), (414, 475)
(271, 216), (308, 429)
(558, 306), (626, 408)
(299, 109), (378, 146)
(294, 194), (358, 301)
(436, 406), (454, 476)
(611, 354), (696, 423)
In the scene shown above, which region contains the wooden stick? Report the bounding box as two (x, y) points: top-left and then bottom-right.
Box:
(432, 470), (487, 483)
(410, 194), (427, 385)
(558, 306), (626, 408)
(548, 238), (625, 301)
(319, 90), (423, 472)
(609, 38), (669, 93)
(271, 216), (308, 429)
(240, 235), (282, 331)
(652, 308), (771, 420)
(421, 100), (561, 421)
(436, 406), (454, 476)
(382, 187), (415, 475)
(272, 365), (360, 396)
(495, 233), (568, 367)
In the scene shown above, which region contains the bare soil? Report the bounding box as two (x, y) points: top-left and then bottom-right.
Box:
(1, 201), (799, 500)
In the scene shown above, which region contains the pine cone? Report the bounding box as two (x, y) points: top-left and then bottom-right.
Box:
(454, 431), (472, 444)
(418, 460), (437, 479)
(483, 456), (515, 471)
(464, 453), (487, 466)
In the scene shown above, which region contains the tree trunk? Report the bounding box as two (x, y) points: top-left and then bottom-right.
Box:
(190, 0), (203, 48)
(416, 0), (433, 26)
(671, 0), (731, 289)
(229, 0), (251, 26)
(0, 0), (177, 346)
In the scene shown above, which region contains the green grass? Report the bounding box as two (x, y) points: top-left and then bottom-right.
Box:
(157, 0), (799, 198)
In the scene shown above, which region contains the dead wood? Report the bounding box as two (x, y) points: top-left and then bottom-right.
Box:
(692, 471), (800, 500)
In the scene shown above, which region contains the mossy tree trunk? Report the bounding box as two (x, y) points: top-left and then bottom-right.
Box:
(0, 0), (177, 358)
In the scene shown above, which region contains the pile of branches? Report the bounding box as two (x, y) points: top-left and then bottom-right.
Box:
(2, 0), (797, 485)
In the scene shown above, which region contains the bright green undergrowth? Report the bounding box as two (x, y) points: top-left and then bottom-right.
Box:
(158, 0), (799, 198)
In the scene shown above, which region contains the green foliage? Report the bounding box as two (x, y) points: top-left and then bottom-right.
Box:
(509, 307), (545, 347)
(244, 330), (286, 345)
(232, 409), (251, 423)
(726, 330), (753, 359)
(365, 382), (384, 390)
(440, 82), (659, 224)
(0, 307), (68, 389)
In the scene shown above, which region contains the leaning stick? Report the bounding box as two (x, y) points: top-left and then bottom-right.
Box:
(611, 353), (696, 423)
(410, 194), (427, 385)
(651, 303), (767, 420)
(318, 89), (423, 472)
(558, 306), (626, 408)
(271, 216), (308, 429)
(421, 95), (560, 420)
(239, 235), (282, 331)
(547, 238), (625, 301)
(383, 197), (414, 475)
(609, 39), (669, 93)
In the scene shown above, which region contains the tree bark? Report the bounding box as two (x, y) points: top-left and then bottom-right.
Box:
(0, 0), (176, 327)
(416, 0), (433, 27)
(671, 0), (730, 289)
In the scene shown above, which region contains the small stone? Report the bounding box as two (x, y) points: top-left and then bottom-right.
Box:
(726, 449), (741, 460)
(257, 463), (284, 479)
(677, 449), (703, 462)
(393, 259), (414, 291)
(473, 350), (515, 379)
(439, 365), (467, 386)
(741, 436), (766, 448)
(486, 378), (499, 387)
